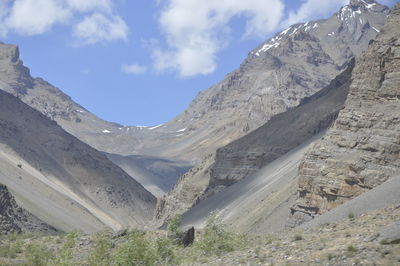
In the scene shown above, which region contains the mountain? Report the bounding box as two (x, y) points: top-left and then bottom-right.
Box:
(0, 184), (57, 235)
(155, 59), (354, 223)
(0, 0), (389, 166)
(0, 89), (155, 232)
(0, 43), (190, 197)
(290, 1), (400, 225)
(139, 0), (389, 162)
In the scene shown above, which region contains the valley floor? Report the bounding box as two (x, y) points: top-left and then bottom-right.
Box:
(0, 204), (399, 265)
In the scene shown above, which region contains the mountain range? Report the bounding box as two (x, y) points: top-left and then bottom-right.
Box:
(0, 0), (398, 241)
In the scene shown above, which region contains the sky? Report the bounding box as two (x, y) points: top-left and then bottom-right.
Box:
(0, 0), (396, 126)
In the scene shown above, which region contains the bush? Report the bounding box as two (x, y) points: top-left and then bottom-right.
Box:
(113, 231), (157, 266)
(87, 230), (113, 266)
(167, 214), (183, 244)
(24, 243), (51, 266)
(195, 211), (246, 256)
(347, 245), (357, 252)
(52, 231), (77, 266)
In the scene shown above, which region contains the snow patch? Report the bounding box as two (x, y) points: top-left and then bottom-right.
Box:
(102, 130), (111, 134)
(280, 27), (291, 35)
(176, 128), (186, 133)
(313, 23), (318, 29)
(372, 26), (380, 32)
(175, 133), (184, 137)
(76, 109), (86, 113)
(148, 124), (163, 130)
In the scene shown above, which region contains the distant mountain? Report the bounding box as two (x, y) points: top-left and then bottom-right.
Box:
(290, 1), (400, 226)
(142, 0), (389, 162)
(0, 89), (155, 232)
(155, 58), (354, 223)
(0, 0), (389, 165)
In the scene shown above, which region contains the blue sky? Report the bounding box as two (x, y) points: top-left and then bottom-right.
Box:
(0, 0), (396, 126)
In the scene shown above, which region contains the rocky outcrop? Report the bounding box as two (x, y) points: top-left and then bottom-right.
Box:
(290, 2), (400, 224)
(155, 57), (355, 223)
(0, 1), (389, 165)
(0, 184), (57, 235)
(141, 0), (389, 162)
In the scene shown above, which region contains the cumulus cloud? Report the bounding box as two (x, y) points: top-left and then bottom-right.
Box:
(154, 0), (394, 77)
(0, 0), (128, 45)
(282, 0), (348, 28)
(5, 0), (71, 35)
(121, 64), (148, 75)
(73, 13), (128, 45)
(154, 0), (285, 77)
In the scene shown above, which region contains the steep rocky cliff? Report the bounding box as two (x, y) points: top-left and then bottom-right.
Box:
(290, 2), (400, 225)
(155, 59), (355, 223)
(0, 184), (57, 234)
(0, 0), (389, 164)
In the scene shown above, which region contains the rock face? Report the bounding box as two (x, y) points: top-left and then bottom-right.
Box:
(0, 184), (57, 235)
(290, 2), (400, 224)
(0, 89), (155, 232)
(155, 58), (355, 223)
(142, 0), (388, 162)
(0, 0), (389, 165)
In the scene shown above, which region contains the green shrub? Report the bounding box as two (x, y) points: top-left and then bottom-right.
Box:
(155, 237), (178, 264)
(25, 243), (51, 266)
(347, 245), (357, 252)
(167, 214), (183, 244)
(0, 239), (23, 259)
(348, 212), (355, 219)
(87, 230), (113, 266)
(52, 231), (77, 266)
(195, 211), (246, 256)
(113, 231), (157, 266)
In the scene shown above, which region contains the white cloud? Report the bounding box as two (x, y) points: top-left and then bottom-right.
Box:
(73, 13), (128, 45)
(121, 64), (148, 75)
(154, 0), (394, 77)
(5, 0), (71, 36)
(0, 0), (127, 45)
(66, 0), (112, 13)
(282, 0), (348, 28)
(154, 0), (285, 77)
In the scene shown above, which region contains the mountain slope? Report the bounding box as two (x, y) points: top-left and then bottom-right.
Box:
(155, 59), (354, 223)
(0, 89), (155, 232)
(142, 0), (389, 162)
(0, 0), (389, 165)
(290, 1), (400, 225)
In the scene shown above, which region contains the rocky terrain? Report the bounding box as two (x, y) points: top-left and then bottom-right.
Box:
(0, 0), (389, 165)
(0, 89), (155, 232)
(200, 204), (400, 265)
(155, 58), (354, 223)
(141, 0), (389, 162)
(0, 184), (57, 235)
(291, 1), (400, 225)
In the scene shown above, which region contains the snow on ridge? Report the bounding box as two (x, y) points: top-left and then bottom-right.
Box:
(176, 128), (186, 133)
(372, 26), (380, 32)
(149, 124), (163, 130)
(360, 0), (376, 9)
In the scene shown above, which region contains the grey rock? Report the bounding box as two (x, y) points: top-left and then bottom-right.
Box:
(291, 2), (400, 222)
(379, 221), (400, 244)
(0, 184), (57, 235)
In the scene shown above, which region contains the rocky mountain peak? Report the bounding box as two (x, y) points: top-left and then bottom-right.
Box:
(0, 43), (20, 63)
